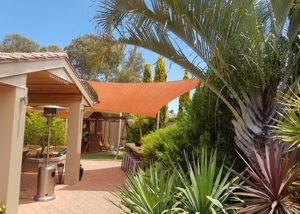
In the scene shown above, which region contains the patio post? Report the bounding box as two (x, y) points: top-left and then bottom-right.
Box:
(0, 84), (27, 214)
(115, 112), (122, 160)
(65, 102), (84, 185)
(156, 111), (160, 130)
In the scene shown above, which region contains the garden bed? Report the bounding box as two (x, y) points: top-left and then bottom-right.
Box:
(22, 155), (66, 172)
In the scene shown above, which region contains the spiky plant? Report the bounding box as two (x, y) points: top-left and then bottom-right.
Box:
(229, 143), (300, 213)
(176, 148), (237, 214)
(273, 85), (300, 148)
(115, 164), (180, 214)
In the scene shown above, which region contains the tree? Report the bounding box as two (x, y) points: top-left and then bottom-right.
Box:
(178, 70), (191, 113)
(117, 46), (145, 82)
(0, 34), (39, 52)
(154, 56), (168, 126)
(95, 0), (300, 161)
(24, 112), (47, 155)
(40, 45), (63, 52)
(65, 34), (125, 81)
(143, 64), (152, 83)
(154, 57), (167, 82)
(24, 112), (66, 157)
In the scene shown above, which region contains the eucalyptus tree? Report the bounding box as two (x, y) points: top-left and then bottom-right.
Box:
(0, 34), (39, 52)
(65, 34), (125, 81)
(94, 0), (300, 160)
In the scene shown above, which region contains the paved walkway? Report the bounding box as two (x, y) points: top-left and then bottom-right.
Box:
(19, 160), (125, 214)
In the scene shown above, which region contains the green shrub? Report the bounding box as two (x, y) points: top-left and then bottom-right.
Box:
(141, 124), (191, 167)
(126, 116), (155, 144)
(24, 112), (66, 156)
(50, 116), (66, 147)
(182, 85), (244, 170)
(141, 85), (243, 171)
(24, 112), (47, 146)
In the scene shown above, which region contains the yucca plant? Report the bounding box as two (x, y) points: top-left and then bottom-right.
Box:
(273, 85), (300, 148)
(229, 143), (300, 213)
(176, 148), (237, 214)
(115, 164), (180, 214)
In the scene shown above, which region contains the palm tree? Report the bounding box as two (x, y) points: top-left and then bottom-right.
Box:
(94, 0), (300, 160)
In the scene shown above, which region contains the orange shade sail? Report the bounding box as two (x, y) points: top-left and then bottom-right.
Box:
(87, 79), (200, 118)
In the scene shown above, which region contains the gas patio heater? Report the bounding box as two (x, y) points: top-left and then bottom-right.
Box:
(34, 105), (64, 201)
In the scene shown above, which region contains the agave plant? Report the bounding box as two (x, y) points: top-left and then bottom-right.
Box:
(229, 143), (300, 213)
(176, 148), (237, 214)
(115, 163), (180, 214)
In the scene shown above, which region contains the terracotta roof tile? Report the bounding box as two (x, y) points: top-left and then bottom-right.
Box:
(0, 52), (68, 63)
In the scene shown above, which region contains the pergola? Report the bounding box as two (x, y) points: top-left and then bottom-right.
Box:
(0, 52), (201, 213)
(0, 53), (95, 213)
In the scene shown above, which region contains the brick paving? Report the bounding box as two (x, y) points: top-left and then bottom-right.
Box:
(19, 160), (125, 214)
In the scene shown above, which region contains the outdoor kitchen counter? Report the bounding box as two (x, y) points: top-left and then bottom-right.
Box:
(126, 143), (142, 156)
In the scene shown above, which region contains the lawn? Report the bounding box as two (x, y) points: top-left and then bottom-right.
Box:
(81, 151), (123, 160)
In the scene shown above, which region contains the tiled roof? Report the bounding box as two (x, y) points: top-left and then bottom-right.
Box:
(0, 52), (68, 63)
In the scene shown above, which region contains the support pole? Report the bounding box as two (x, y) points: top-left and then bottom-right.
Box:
(115, 112), (122, 160)
(65, 102), (83, 185)
(0, 84), (27, 214)
(46, 117), (52, 166)
(156, 111), (160, 130)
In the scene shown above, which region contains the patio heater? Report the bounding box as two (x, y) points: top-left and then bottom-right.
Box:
(34, 106), (63, 201)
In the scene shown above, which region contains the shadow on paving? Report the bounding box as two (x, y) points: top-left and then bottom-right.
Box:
(59, 167), (124, 192)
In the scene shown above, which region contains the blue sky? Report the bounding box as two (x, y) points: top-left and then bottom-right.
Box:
(0, 0), (186, 113)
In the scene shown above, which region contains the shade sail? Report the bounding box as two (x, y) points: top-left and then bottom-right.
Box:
(87, 79), (200, 117)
